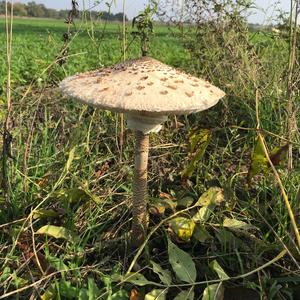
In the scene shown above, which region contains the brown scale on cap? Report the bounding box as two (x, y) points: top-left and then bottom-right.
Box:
(160, 90), (168, 95)
(175, 79), (184, 84)
(100, 87), (109, 92)
(185, 91), (194, 97)
(166, 84), (177, 90)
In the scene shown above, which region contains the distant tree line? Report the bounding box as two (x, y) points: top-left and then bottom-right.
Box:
(0, 1), (128, 21)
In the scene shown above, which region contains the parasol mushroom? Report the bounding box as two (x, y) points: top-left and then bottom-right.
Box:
(60, 56), (225, 248)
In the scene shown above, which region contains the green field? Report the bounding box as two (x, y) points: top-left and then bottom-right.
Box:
(0, 17), (188, 90)
(0, 15), (299, 300)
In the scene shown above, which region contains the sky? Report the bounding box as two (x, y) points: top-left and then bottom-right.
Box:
(18, 0), (290, 23)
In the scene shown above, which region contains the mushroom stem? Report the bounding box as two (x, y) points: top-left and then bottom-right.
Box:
(131, 130), (149, 248)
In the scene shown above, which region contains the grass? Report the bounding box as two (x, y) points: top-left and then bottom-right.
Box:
(0, 17), (188, 91)
(0, 14), (299, 300)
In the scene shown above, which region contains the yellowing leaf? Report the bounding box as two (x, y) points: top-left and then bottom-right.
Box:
(32, 209), (59, 219)
(66, 146), (76, 172)
(168, 238), (196, 283)
(195, 187), (224, 207)
(182, 129), (211, 179)
(193, 187), (224, 223)
(41, 287), (56, 300)
(174, 289), (194, 300)
(248, 137), (288, 182)
(145, 289), (167, 300)
(247, 137), (268, 181)
(36, 225), (78, 242)
(192, 206), (214, 223)
(223, 218), (256, 231)
(169, 217), (195, 241)
(202, 283), (224, 300)
(209, 260), (229, 280)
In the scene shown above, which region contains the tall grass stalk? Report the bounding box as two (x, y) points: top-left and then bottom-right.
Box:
(2, 0), (14, 209)
(286, 0), (299, 172)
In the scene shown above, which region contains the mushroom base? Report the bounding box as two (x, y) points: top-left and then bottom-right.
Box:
(126, 113), (168, 134)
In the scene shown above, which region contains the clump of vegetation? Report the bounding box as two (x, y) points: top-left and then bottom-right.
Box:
(0, 0), (299, 299)
(0, 1), (128, 21)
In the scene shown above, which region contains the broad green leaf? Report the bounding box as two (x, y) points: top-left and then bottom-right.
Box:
(193, 225), (212, 243)
(0, 267), (11, 282)
(111, 289), (129, 299)
(223, 218), (256, 231)
(195, 187), (224, 207)
(209, 260), (229, 280)
(247, 137), (268, 181)
(32, 209), (59, 219)
(66, 147), (76, 172)
(145, 289), (167, 300)
(36, 225), (78, 242)
(122, 273), (156, 286)
(169, 217), (195, 241)
(78, 288), (89, 300)
(11, 272), (28, 288)
(151, 260), (172, 285)
(54, 187), (99, 204)
(202, 283), (224, 300)
(168, 238), (196, 283)
(88, 277), (101, 299)
(57, 280), (79, 298)
(174, 289), (195, 300)
(182, 129), (211, 179)
(177, 196), (194, 208)
(46, 254), (69, 271)
(192, 206), (214, 223)
(41, 287), (56, 300)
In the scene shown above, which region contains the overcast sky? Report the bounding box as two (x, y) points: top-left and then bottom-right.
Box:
(18, 0), (290, 23)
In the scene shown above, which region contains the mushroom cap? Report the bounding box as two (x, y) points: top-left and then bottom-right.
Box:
(60, 57), (225, 116)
